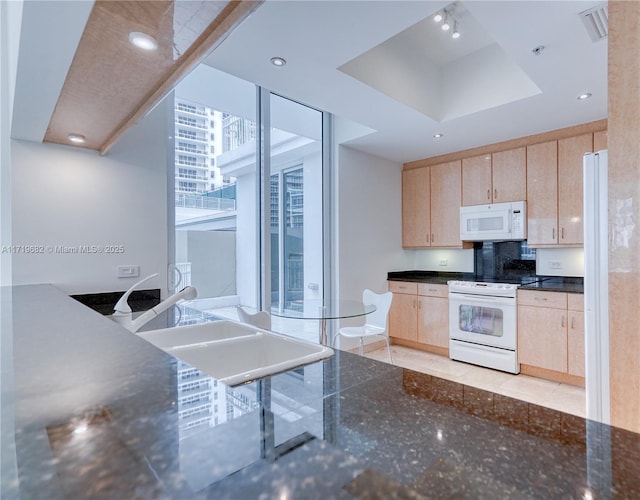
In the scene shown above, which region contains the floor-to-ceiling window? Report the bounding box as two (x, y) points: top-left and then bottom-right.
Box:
(168, 66), (328, 344)
(269, 93), (324, 316)
(166, 66), (331, 482)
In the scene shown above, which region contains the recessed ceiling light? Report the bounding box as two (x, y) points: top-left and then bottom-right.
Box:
(67, 134), (86, 144)
(433, 12), (443, 23)
(441, 18), (451, 31)
(531, 45), (545, 56)
(129, 31), (158, 51)
(577, 92), (592, 100)
(433, 133), (444, 139)
(270, 57), (286, 67)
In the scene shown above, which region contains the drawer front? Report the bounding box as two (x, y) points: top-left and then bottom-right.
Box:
(567, 293), (584, 312)
(388, 281), (418, 295)
(418, 283), (448, 298)
(517, 289), (567, 309)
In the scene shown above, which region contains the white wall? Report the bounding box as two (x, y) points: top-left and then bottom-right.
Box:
(302, 150), (323, 302)
(1, 0), (23, 287)
(335, 145), (410, 348)
(536, 247), (584, 277)
(0, 2), (23, 494)
(235, 171), (259, 308)
(11, 99), (170, 296)
(176, 230), (236, 297)
(411, 248), (474, 272)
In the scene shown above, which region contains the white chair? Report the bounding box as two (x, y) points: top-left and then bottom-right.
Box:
(236, 306), (271, 330)
(334, 289), (394, 364)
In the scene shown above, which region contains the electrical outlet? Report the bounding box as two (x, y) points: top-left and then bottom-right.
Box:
(439, 259), (448, 267)
(549, 261), (562, 270)
(117, 265), (140, 278)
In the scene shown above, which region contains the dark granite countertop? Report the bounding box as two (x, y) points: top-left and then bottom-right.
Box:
(388, 270), (471, 285)
(388, 271), (584, 294)
(519, 277), (585, 294)
(2, 283), (630, 499)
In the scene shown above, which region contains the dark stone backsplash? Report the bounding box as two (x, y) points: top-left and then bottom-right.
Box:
(473, 241), (536, 281)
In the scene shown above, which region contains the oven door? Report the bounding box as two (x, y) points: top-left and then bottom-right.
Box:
(448, 292), (517, 350)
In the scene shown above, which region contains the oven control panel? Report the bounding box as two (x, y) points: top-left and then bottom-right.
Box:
(447, 280), (519, 298)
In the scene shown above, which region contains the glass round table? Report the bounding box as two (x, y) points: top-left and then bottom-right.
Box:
(271, 299), (376, 345)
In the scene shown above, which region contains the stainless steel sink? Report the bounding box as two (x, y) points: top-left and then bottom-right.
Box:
(138, 320), (334, 386)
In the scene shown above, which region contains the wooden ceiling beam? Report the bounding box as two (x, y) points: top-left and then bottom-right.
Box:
(100, 0), (262, 155)
(43, 0), (262, 155)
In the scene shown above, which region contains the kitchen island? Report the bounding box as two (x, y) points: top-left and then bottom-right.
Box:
(2, 284), (637, 498)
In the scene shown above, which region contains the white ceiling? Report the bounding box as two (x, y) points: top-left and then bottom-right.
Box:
(12, 0), (607, 165)
(203, 0), (608, 163)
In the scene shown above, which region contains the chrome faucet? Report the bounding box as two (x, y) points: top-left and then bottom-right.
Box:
(111, 273), (197, 333)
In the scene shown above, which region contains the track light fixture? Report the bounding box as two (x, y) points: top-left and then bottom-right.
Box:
(432, 4), (461, 39)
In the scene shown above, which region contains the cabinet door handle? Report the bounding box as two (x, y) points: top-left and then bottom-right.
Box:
(413, 299), (416, 309)
(426, 233), (429, 243)
(552, 228), (556, 240)
(487, 189), (490, 200)
(561, 227), (565, 240)
(534, 296), (548, 301)
(561, 316), (565, 328)
(571, 317), (575, 329)
(431, 233), (434, 243)
(494, 188), (498, 199)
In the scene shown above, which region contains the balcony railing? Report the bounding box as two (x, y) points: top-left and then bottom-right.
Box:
(175, 193), (236, 211)
(176, 131), (208, 143)
(175, 160), (208, 169)
(176, 146), (208, 156)
(175, 173), (209, 182)
(175, 117), (208, 130)
(175, 104), (208, 117)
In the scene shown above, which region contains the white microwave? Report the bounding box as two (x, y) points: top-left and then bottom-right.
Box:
(460, 201), (527, 241)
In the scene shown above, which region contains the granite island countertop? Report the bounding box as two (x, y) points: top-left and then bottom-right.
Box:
(2, 284), (633, 499)
(388, 271), (584, 294)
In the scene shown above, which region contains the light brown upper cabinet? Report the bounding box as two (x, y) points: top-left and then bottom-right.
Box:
(558, 133), (593, 245)
(462, 154), (492, 206)
(430, 160), (463, 247)
(526, 134), (593, 246)
(402, 167), (430, 247)
(462, 147), (526, 206)
(492, 147), (527, 203)
(526, 140), (558, 245)
(402, 161), (463, 248)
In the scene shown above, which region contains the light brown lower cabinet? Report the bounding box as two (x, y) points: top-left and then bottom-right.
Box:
(388, 281), (449, 354)
(517, 289), (584, 385)
(388, 283), (418, 342)
(567, 293), (585, 377)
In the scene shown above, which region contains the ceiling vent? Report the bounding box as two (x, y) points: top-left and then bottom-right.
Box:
(580, 3), (608, 42)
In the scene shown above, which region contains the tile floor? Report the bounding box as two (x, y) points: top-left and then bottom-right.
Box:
(364, 344), (586, 418)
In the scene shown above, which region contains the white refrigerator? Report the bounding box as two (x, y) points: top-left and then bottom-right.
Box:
(583, 150), (610, 424)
